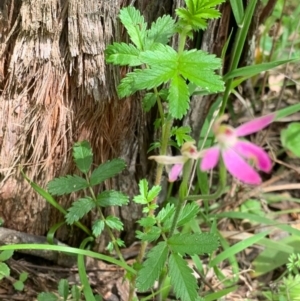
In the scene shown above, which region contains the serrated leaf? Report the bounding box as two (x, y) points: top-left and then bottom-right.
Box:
(145, 15), (175, 49)
(105, 43), (141, 66)
(168, 74), (190, 119)
(178, 49), (224, 93)
(90, 159), (126, 186)
(72, 141), (93, 173)
(147, 185), (161, 202)
(105, 216), (123, 231)
(65, 197), (96, 225)
(119, 7), (147, 50)
(96, 190), (129, 207)
(136, 241), (168, 291)
(71, 285), (81, 301)
(138, 217), (156, 227)
(177, 202), (200, 227)
(138, 179), (148, 197)
(13, 280), (24, 291)
(133, 195), (148, 205)
(168, 253), (198, 301)
(156, 203), (176, 223)
(117, 72), (138, 98)
(136, 227), (161, 242)
(47, 175), (88, 196)
(92, 219), (105, 237)
(0, 250), (13, 261)
(168, 233), (219, 255)
(281, 122), (300, 157)
(116, 238), (125, 247)
(106, 241), (114, 252)
(58, 279), (69, 299)
(0, 262), (10, 280)
(142, 92), (157, 112)
(37, 292), (58, 301)
(171, 126), (193, 146)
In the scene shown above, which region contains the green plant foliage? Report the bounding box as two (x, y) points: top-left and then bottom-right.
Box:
(171, 126), (193, 146)
(92, 219), (105, 237)
(65, 197), (96, 225)
(73, 141), (93, 173)
(281, 122), (300, 157)
(176, 0), (225, 32)
(0, 262), (10, 280)
(133, 179), (161, 204)
(137, 216), (156, 228)
(71, 285), (81, 300)
(142, 92), (157, 112)
(96, 190), (129, 207)
(58, 279), (69, 300)
(13, 280), (25, 291)
(156, 203), (176, 223)
(177, 202), (200, 227)
(168, 233), (219, 255)
(0, 250), (13, 261)
(136, 241), (169, 291)
(90, 159), (126, 186)
(136, 227), (162, 242)
(168, 253), (199, 301)
(47, 175), (89, 196)
(105, 216), (123, 231)
(37, 292), (58, 301)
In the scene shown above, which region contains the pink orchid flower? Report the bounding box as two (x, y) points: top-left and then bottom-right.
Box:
(200, 114), (275, 185)
(149, 142), (200, 182)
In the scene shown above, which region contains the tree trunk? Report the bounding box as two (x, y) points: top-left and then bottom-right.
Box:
(0, 0), (271, 252)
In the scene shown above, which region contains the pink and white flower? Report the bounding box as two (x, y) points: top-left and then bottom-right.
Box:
(200, 114), (275, 185)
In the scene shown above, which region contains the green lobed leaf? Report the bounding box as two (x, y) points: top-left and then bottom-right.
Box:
(168, 253), (198, 301)
(96, 190), (129, 207)
(136, 227), (161, 242)
(168, 74), (190, 119)
(142, 92), (157, 112)
(137, 216), (156, 228)
(117, 72), (138, 98)
(47, 175), (89, 196)
(105, 216), (123, 231)
(0, 250), (13, 262)
(119, 7), (147, 50)
(58, 279), (69, 299)
(71, 285), (81, 301)
(171, 126), (193, 146)
(147, 185), (161, 202)
(116, 238), (125, 248)
(13, 280), (24, 291)
(90, 158), (126, 186)
(0, 262), (10, 280)
(73, 141), (93, 173)
(65, 197), (96, 225)
(145, 15), (175, 49)
(92, 219), (105, 237)
(37, 292), (58, 301)
(281, 122), (300, 158)
(177, 202), (200, 227)
(168, 233), (219, 255)
(136, 241), (168, 291)
(105, 42), (141, 66)
(156, 203), (176, 223)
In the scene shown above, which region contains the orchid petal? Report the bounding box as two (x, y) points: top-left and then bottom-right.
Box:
(169, 164), (183, 182)
(235, 114), (275, 137)
(148, 155), (186, 165)
(200, 147), (220, 170)
(223, 149), (261, 185)
(233, 140), (272, 172)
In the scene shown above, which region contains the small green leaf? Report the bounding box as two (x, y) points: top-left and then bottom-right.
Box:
(0, 262), (10, 280)
(105, 43), (141, 66)
(65, 197), (96, 225)
(168, 233), (219, 255)
(96, 190), (129, 207)
(90, 159), (126, 186)
(105, 216), (123, 231)
(137, 217), (156, 228)
(73, 141), (93, 173)
(116, 238), (125, 248)
(19, 272), (28, 282)
(281, 122), (300, 158)
(47, 175), (89, 196)
(13, 280), (24, 291)
(171, 126), (193, 146)
(92, 220), (105, 237)
(136, 241), (168, 291)
(37, 292), (58, 301)
(71, 285), (81, 301)
(133, 179), (149, 204)
(168, 253), (198, 301)
(0, 250), (14, 261)
(156, 203), (175, 223)
(147, 185), (161, 202)
(136, 227), (161, 242)
(177, 202), (200, 227)
(119, 7), (147, 50)
(58, 279), (69, 299)
(142, 93), (157, 112)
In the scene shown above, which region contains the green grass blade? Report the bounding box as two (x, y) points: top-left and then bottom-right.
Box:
(204, 286), (238, 301)
(275, 103), (300, 120)
(229, 0), (244, 25)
